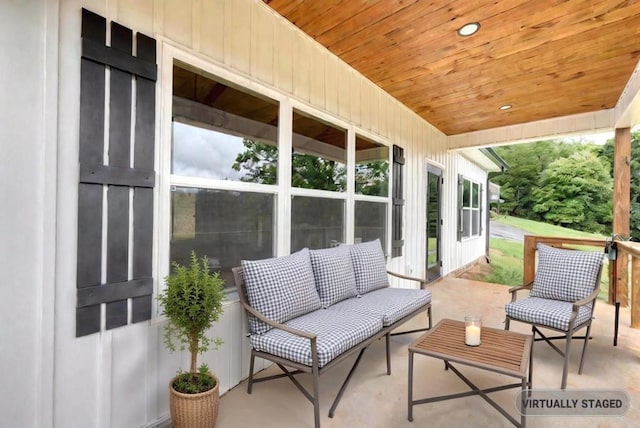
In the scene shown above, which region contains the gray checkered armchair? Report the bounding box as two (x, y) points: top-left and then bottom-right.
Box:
(504, 243), (604, 389)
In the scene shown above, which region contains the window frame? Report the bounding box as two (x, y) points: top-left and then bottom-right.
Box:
(458, 175), (483, 241)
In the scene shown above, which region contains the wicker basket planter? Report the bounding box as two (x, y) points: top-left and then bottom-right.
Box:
(169, 373), (220, 428)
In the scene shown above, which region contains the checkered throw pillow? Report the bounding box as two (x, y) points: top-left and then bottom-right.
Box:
(530, 243), (603, 302)
(309, 246), (357, 308)
(241, 248), (321, 334)
(349, 239), (389, 295)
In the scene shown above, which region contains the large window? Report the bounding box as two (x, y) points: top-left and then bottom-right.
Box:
(459, 176), (482, 239)
(168, 61), (394, 291)
(171, 63), (279, 289)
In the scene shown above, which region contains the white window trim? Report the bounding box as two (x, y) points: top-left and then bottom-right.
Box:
(461, 177), (482, 241)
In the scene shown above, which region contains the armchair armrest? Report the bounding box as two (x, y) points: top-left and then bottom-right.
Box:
(387, 270), (428, 287)
(572, 287), (601, 313)
(239, 301), (316, 340)
(508, 281), (533, 302)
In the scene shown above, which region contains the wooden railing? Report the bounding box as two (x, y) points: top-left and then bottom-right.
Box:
(523, 235), (639, 329)
(612, 241), (640, 328)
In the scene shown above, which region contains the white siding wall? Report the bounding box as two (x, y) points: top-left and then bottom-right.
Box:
(4, 1), (491, 427)
(0, 1), (56, 427)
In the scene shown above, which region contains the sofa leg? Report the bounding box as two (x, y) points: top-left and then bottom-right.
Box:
(386, 333), (391, 375)
(329, 347), (367, 418)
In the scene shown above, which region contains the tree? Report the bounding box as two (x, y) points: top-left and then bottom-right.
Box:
(355, 160), (388, 196)
(234, 139), (392, 194)
(490, 141), (580, 219)
(232, 139), (278, 185)
(532, 150), (612, 233)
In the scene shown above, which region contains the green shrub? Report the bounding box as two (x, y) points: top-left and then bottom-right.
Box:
(158, 251), (225, 393)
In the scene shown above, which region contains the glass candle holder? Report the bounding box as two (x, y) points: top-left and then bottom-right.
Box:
(465, 315), (482, 346)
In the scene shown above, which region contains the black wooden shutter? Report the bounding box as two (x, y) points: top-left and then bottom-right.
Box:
(76, 8), (157, 337)
(392, 145), (405, 257)
(457, 174), (464, 241)
(479, 183), (484, 235)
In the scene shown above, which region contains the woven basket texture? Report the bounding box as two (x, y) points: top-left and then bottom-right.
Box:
(169, 374), (219, 428)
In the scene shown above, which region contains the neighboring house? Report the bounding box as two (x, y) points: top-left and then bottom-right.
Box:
(1, 2), (635, 428)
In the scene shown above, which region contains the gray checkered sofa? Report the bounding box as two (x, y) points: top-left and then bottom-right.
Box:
(233, 239), (432, 428)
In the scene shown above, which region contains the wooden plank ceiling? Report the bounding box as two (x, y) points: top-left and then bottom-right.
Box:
(264, 0), (640, 135)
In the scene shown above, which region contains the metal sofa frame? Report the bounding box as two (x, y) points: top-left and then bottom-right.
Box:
(233, 268), (432, 428)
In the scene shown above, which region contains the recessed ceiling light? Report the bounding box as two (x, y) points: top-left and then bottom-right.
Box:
(499, 104), (512, 110)
(457, 22), (480, 37)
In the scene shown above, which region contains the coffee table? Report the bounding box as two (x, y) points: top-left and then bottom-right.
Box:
(408, 319), (533, 427)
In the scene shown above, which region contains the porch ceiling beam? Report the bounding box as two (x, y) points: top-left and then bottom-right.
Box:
(615, 60), (640, 129)
(447, 109), (615, 150)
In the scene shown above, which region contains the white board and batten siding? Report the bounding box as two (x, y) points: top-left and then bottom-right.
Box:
(2, 1), (492, 427)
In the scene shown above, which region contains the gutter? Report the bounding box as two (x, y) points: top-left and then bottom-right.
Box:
(480, 147), (509, 172)
(481, 147), (509, 263)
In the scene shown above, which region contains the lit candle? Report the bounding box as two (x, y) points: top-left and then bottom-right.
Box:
(465, 324), (481, 346)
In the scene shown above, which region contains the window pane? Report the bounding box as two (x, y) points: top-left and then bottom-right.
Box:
(172, 64), (279, 183)
(472, 182), (480, 208)
(292, 110), (346, 191)
(355, 201), (387, 254)
(291, 196), (344, 251)
(462, 209), (471, 238)
(463, 179), (471, 207)
(472, 209), (480, 236)
(355, 135), (389, 196)
(170, 187), (275, 290)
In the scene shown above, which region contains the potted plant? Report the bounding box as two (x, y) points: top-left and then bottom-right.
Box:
(158, 251), (226, 428)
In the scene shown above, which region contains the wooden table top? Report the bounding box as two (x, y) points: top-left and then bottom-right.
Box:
(409, 319), (533, 379)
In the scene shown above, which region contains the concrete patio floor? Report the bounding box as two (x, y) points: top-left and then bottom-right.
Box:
(216, 277), (640, 428)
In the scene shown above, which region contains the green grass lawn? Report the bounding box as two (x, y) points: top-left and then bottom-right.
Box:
(482, 215), (610, 301)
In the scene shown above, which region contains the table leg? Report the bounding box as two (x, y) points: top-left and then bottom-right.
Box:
(528, 340), (533, 395)
(521, 377), (527, 428)
(408, 350), (414, 422)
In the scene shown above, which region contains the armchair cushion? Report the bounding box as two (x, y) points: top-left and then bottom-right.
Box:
(309, 245), (357, 308)
(350, 239), (389, 295)
(505, 296), (593, 331)
(529, 243), (603, 302)
(241, 248), (321, 334)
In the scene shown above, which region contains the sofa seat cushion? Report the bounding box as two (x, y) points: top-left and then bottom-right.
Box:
(250, 309), (382, 368)
(505, 297), (593, 331)
(329, 288), (432, 327)
(309, 246), (357, 308)
(530, 243), (603, 302)
(241, 248), (321, 334)
(350, 239), (389, 295)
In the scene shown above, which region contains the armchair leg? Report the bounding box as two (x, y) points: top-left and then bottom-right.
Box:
(504, 317), (510, 331)
(561, 332), (573, 390)
(247, 351), (256, 394)
(578, 322), (593, 374)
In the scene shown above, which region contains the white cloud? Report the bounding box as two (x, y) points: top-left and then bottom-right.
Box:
(172, 122), (247, 180)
